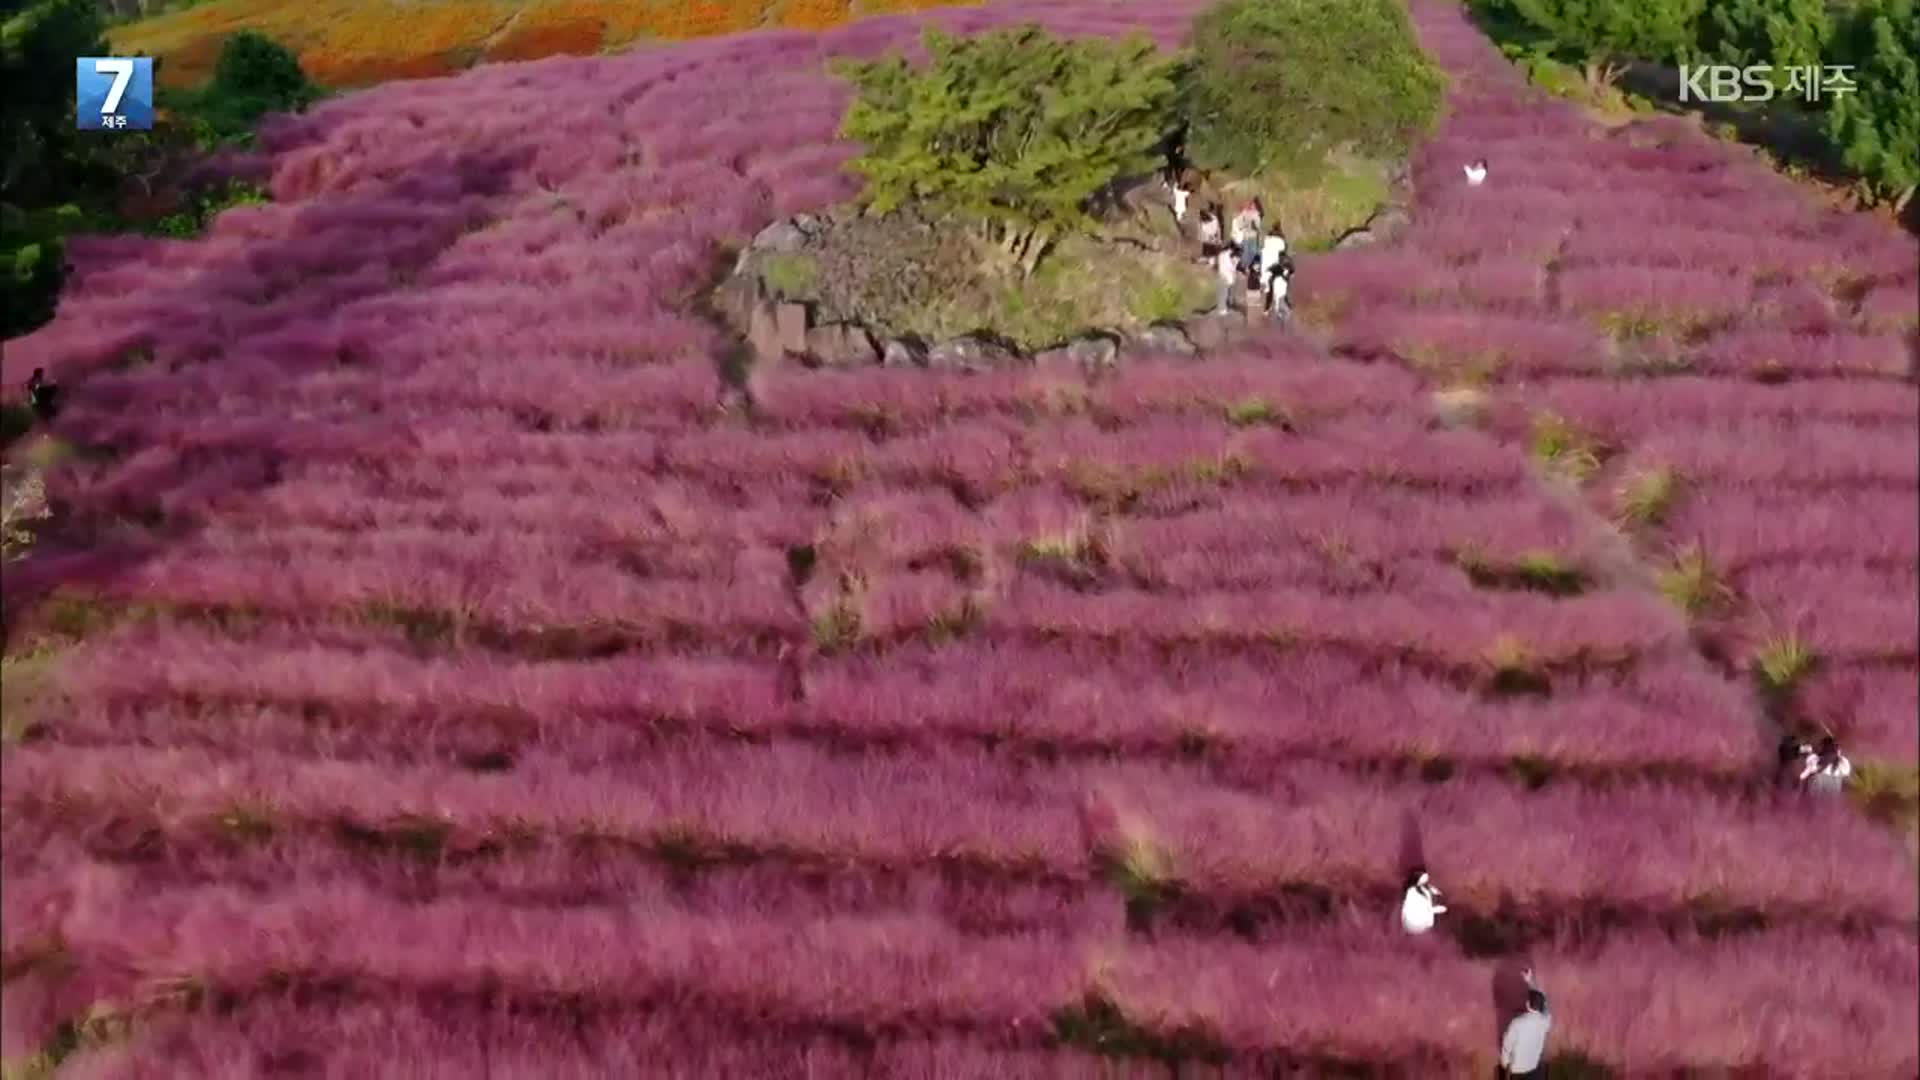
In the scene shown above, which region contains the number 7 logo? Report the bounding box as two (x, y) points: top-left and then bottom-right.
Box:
(76, 56), (155, 131)
(96, 59), (134, 114)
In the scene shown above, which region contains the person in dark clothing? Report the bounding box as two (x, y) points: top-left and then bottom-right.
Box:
(25, 368), (60, 422)
(1777, 733), (1813, 789)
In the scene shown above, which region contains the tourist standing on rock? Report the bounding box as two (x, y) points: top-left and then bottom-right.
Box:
(1213, 246), (1238, 315)
(1464, 159), (1488, 186)
(1265, 258), (1292, 322)
(1500, 968), (1551, 1078)
(1258, 230), (1287, 286)
(1197, 207), (1222, 252)
(1170, 179), (1191, 225)
(1800, 735), (1853, 794)
(1399, 867), (1446, 934)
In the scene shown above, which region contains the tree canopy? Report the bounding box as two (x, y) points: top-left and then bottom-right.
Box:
(1822, 0), (1918, 206)
(1179, 0), (1445, 178)
(833, 24), (1180, 275)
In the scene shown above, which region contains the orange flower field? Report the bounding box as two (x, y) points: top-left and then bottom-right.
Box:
(111, 0), (975, 88)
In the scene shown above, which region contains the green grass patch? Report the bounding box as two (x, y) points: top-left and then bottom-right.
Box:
(1481, 634), (1551, 697)
(5, 649), (69, 742)
(1752, 635), (1817, 696)
(1528, 412), (1611, 484)
(1615, 466), (1681, 528)
(1223, 397), (1287, 428)
(1240, 152), (1394, 253)
(759, 251), (817, 297)
(1851, 760), (1920, 830)
(1655, 547), (1731, 617)
(1053, 991), (1231, 1065)
(1459, 548), (1590, 596)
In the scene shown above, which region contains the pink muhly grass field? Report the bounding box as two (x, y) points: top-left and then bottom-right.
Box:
(5, 0), (1918, 1072)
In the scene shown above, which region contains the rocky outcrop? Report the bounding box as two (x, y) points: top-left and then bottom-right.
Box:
(803, 322), (880, 367)
(926, 334), (1025, 372)
(1035, 333), (1120, 371)
(720, 213), (1304, 373)
(1122, 323), (1198, 360)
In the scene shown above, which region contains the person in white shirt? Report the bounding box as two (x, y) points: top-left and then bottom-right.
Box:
(1399, 867), (1445, 934)
(1213, 246), (1237, 314)
(1800, 735), (1852, 794)
(1258, 230), (1286, 285)
(1171, 182), (1190, 224)
(1464, 159), (1488, 186)
(1500, 968), (1551, 1078)
(1265, 260), (1292, 322)
(1197, 208), (1221, 249)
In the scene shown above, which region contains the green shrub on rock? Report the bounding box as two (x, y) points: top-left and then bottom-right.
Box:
(1179, 0), (1445, 179)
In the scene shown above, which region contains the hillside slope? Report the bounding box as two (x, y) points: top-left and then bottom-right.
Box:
(110, 0), (971, 87)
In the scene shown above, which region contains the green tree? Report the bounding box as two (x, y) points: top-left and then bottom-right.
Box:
(1502, 0), (1707, 87)
(189, 29), (319, 143)
(1179, 0), (1445, 179)
(1822, 0), (1919, 207)
(1690, 0), (1831, 89)
(1, 0), (107, 338)
(834, 25), (1179, 276)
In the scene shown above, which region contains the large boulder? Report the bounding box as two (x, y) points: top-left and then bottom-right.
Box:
(751, 219), (808, 254)
(881, 337), (928, 368)
(1334, 227), (1378, 250)
(747, 299), (782, 361)
(803, 323), (880, 367)
(1123, 323), (1197, 360)
(774, 301), (810, 356)
(1367, 204), (1412, 243)
(926, 334), (1026, 372)
(1183, 313), (1237, 352)
(1036, 333), (1119, 371)
(713, 272), (763, 328)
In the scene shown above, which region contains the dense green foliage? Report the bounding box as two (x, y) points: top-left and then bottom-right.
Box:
(1, 10), (315, 340)
(1179, 0), (1445, 178)
(1822, 0), (1919, 202)
(835, 25), (1179, 275)
(1690, 0), (1831, 84)
(1496, 0), (1706, 82)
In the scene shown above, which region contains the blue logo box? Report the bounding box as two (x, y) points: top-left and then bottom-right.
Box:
(76, 56), (154, 131)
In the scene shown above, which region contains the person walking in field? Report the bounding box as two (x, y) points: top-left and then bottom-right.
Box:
(1777, 733), (1815, 790)
(1464, 159), (1488, 186)
(25, 368), (60, 422)
(1399, 867), (1446, 934)
(1500, 967), (1551, 1078)
(1800, 735), (1852, 794)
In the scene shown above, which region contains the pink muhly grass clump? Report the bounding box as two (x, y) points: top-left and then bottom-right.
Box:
(1295, 248), (1447, 309)
(1441, 255), (1549, 309)
(1730, 562), (1918, 662)
(1794, 665), (1920, 764)
(1518, 377), (1918, 441)
(1087, 355), (1414, 426)
(1689, 326), (1910, 379)
(1634, 423), (1919, 488)
(662, 426), (871, 486)
(1537, 928), (1919, 1075)
(815, 487), (984, 567)
(1338, 305), (1605, 378)
(1555, 264), (1752, 330)
(1659, 488), (1918, 572)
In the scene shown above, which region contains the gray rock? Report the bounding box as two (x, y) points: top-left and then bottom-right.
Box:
(881, 337), (928, 368)
(1125, 323), (1197, 359)
(1037, 334), (1119, 371)
(803, 323), (880, 367)
(774, 301), (811, 356)
(713, 273), (763, 328)
(926, 334), (1025, 372)
(747, 299), (782, 361)
(1183, 314), (1234, 352)
(1334, 227), (1378, 250)
(1367, 204), (1412, 243)
(751, 220), (807, 254)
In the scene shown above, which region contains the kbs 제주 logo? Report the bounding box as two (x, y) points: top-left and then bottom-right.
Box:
(76, 57), (154, 131)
